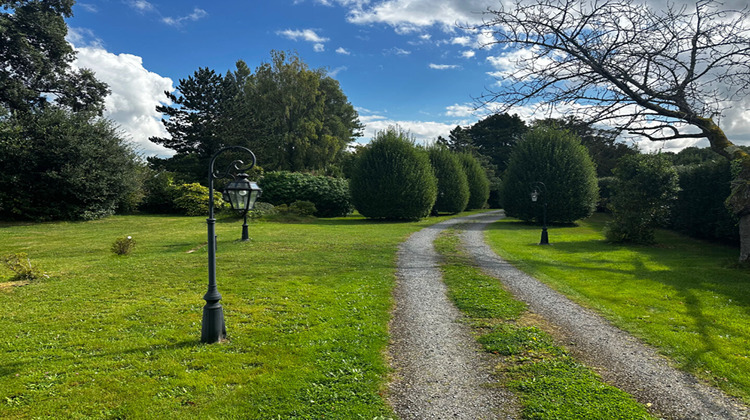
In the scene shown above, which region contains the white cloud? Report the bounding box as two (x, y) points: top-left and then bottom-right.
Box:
(72, 46), (175, 157)
(129, 0), (155, 13)
(314, 43), (325, 52)
(385, 47), (411, 56)
(451, 36), (472, 46)
(461, 50), (476, 58)
(77, 3), (98, 13)
(445, 103), (476, 118)
(67, 27), (104, 49)
(336, 47), (351, 55)
(347, 0), (493, 32)
(429, 63), (460, 70)
(277, 28), (329, 43)
(358, 113), (467, 145)
(162, 8), (208, 27)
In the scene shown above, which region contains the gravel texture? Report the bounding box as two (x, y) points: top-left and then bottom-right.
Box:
(388, 216), (518, 420)
(460, 210), (750, 420)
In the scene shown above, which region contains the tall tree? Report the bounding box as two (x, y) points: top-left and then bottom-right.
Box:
(468, 113), (527, 174)
(0, 0), (108, 115)
(246, 50), (362, 172)
(478, 0), (750, 262)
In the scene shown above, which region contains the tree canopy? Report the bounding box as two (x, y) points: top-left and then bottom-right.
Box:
(0, 0), (109, 115)
(151, 51), (362, 180)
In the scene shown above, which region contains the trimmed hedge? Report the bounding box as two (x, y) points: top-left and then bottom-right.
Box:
(502, 127), (598, 223)
(671, 160), (738, 244)
(428, 146), (470, 214)
(350, 127), (437, 220)
(258, 171), (352, 217)
(459, 153), (490, 210)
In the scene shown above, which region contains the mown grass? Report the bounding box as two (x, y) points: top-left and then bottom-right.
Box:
(0, 213), (461, 419)
(484, 212), (750, 405)
(435, 229), (655, 420)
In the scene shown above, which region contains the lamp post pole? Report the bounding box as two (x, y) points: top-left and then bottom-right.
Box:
(202, 146), (259, 344)
(530, 181), (550, 245)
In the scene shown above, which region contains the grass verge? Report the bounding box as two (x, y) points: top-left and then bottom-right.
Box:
(435, 228), (655, 420)
(484, 212), (750, 405)
(0, 213), (460, 419)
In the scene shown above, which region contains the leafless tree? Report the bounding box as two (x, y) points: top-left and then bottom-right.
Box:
(476, 0), (750, 261)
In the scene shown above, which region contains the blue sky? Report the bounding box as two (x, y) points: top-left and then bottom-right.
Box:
(65, 0), (750, 157)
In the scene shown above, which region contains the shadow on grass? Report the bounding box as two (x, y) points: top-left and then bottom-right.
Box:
(484, 218), (750, 377)
(0, 339), (201, 377)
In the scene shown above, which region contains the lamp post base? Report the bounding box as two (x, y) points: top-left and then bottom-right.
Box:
(540, 228), (550, 245)
(201, 300), (227, 343)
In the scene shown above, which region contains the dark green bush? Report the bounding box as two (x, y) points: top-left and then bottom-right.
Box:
(172, 183), (223, 216)
(289, 200), (317, 216)
(349, 127), (437, 220)
(0, 107), (142, 221)
(502, 127), (598, 223)
(671, 160), (738, 244)
(605, 153), (678, 244)
(258, 171), (351, 217)
(139, 171), (179, 214)
(459, 153), (490, 210)
(428, 146), (470, 214)
(597, 177), (616, 213)
(111, 236), (136, 256)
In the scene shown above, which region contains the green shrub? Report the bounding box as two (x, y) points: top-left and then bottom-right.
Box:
(139, 171), (179, 214)
(289, 200), (317, 216)
(0, 107), (142, 221)
(172, 183), (223, 216)
(248, 202), (276, 220)
(502, 127), (598, 223)
(349, 127), (437, 220)
(605, 153), (679, 244)
(2, 253), (46, 281)
(428, 146), (470, 214)
(258, 172), (351, 217)
(458, 153), (490, 210)
(671, 160), (738, 243)
(111, 236), (136, 255)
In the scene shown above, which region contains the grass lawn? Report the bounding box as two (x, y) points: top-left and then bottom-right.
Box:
(484, 212), (750, 405)
(0, 213), (460, 419)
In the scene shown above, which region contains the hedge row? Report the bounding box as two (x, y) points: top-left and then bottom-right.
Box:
(258, 171), (352, 218)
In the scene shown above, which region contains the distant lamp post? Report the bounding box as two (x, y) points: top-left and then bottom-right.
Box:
(203, 146), (262, 344)
(530, 181), (550, 245)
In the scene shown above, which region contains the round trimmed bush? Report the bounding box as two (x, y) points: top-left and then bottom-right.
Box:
(502, 127), (598, 223)
(428, 146), (470, 214)
(173, 183), (223, 216)
(350, 127), (437, 220)
(459, 153), (490, 210)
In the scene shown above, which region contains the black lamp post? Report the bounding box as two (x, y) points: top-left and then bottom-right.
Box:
(530, 181), (550, 245)
(203, 146), (262, 344)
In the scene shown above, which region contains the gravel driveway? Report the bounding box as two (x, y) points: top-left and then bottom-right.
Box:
(388, 211), (750, 420)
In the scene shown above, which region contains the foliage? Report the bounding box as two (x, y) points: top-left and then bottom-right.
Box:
(596, 177), (616, 213)
(486, 214), (750, 404)
(0, 107), (142, 221)
(247, 201), (276, 220)
(349, 127), (437, 220)
(534, 117), (636, 177)
(428, 146), (469, 214)
(289, 200), (317, 216)
(502, 127), (598, 223)
(258, 171), (352, 217)
(605, 153), (678, 244)
(172, 183), (223, 217)
(670, 160), (738, 244)
(139, 171), (179, 214)
(1, 252), (45, 281)
(458, 152), (490, 210)
(111, 236), (136, 256)
(0, 0), (109, 115)
(151, 52), (362, 180)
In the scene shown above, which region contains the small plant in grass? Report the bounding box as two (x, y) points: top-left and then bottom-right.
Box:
(2, 253), (46, 281)
(111, 236), (136, 255)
